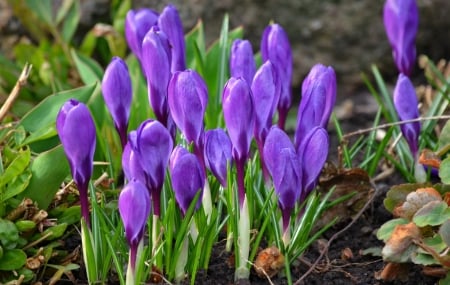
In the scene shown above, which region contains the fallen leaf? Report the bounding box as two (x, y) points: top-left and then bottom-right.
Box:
(375, 262), (409, 282)
(382, 222), (420, 262)
(419, 149), (441, 169)
(254, 246), (285, 278)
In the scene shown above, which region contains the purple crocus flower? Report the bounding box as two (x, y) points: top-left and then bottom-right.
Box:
(294, 64), (336, 148)
(102, 56), (132, 148)
(204, 129), (232, 188)
(223, 77), (255, 205)
(142, 26), (172, 127)
(168, 69), (208, 149)
(125, 8), (159, 61)
(56, 99), (96, 227)
(230, 39), (256, 85)
(169, 146), (205, 215)
(261, 23), (292, 129)
(118, 178), (151, 271)
(251, 60), (281, 181)
(122, 131), (146, 184)
(158, 4), (186, 72)
(264, 126), (301, 232)
(394, 73), (420, 157)
(383, 0), (419, 76)
(297, 127), (329, 201)
(132, 119), (173, 216)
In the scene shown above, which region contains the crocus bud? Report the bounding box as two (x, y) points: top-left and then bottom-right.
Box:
(264, 126), (301, 231)
(230, 39), (256, 85)
(118, 178), (151, 269)
(169, 146), (205, 215)
(122, 131), (146, 184)
(252, 60), (280, 143)
(56, 99), (96, 226)
(168, 69), (208, 147)
(297, 127), (329, 199)
(383, 0), (418, 76)
(142, 26), (172, 126)
(102, 57), (132, 148)
(132, 119), (173, 216)
(261, 24), (292, 129)
(394, 73), (420, 156)
(223, 77), (255, 162)
(125, 8), (159, 61)
(204, 129), (232, 187)
(158, 4), (186, 72)
(294, 64), (336, 148)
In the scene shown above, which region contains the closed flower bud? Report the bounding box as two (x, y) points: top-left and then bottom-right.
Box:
(102, 57), (132, 147)
(169, 146), (205, 215)
(56, 99), (96, 225)
(223, 77), (255, 162)
(204, 129), (232, 187)
(168, 69), (208, 146)
(394, 73), (420, 156)
(295, 64), (336, 148)
(142, 26), (172, 125)
(158, 4), (186, 72)
(125, 8), (159, 61)
(261, 24), (292, 128)
(264, 126), (301, 230)
(230, 39), (256, 85)
(122, 131), (146, 184)
(383, 0), (418, 76)
(297, 127), (329, 199)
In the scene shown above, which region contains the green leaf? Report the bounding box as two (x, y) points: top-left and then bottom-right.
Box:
(438, 121), (450, 153)
(439, 219), (450, 247)
(60, 0), (80, 43)
(2, 170), (32, 202)
(19, 82), (97, 133)
(413, 201), (450, 227)
(0, 147), (30, 188)
(19, 145), (69, 210)
(383, 183), (430, 212)
(185, 20), (206, 71)
(38, 223), (68, 240)
(0, 219), (19, 249)
(25, 0), (53, 26)
(0, 248), (27, 270)
(440, 157), (450, 184)
(411, 252), (439, 266)
(56, 205), (82, 225)
(71, 49), (103, 85)
(376, 218), (409, 242)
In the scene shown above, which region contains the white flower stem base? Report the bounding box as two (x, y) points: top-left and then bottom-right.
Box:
(235, 195), (250, 281)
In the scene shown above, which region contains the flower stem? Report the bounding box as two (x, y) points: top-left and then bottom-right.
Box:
(235, 195), (250, 281)
(235, 158), (246, 208)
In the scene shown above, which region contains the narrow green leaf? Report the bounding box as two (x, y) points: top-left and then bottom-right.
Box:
(25, 0), (53, 26)
(61, 0), (80, 43)
(0, 147), (30, 188)
(71, 49), (104, 85)
(3, 171), (31, 202)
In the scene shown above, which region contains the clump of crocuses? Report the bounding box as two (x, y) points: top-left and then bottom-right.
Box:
(56, 99), (96, 227)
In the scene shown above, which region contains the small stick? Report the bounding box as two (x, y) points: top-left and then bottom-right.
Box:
(342, 115), (450, 140)
(0, 63), (32, 121)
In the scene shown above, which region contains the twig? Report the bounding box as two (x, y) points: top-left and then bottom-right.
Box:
(294, 180), (379, 285)
(342, 115), (450, 140)
(0, 63), (32, 121)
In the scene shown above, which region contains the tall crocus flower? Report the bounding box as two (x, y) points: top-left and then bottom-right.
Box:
(168, 69), (208, 160)
(56, 99), (96, 227)
(102, 57), (132, 148)
(223, 77), (255, 205)
(261, 23), (292, 129)
(158, 4), (186, 72)
(264, 126), (301, 240)
(118, 179), (151, 285)
(297, 127), (329, 202)
(230, 39), (256, 85)
(394, 73), (420, 157)
(383, 0), (419, 76)
(132, 119), (173, 216)
(294, 64), (336, 148)
(251, 60), (281, 181)
(204, 129), (232, 188)
(125, 8), (159, 61)
(142, 26), (172, 127)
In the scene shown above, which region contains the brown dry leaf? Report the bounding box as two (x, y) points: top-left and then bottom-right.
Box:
(254, 246), (285, 278)
(317, 163), (372, 228)
(26, 255), (43, 270)
(149, 265), (164, 283)
(340, 247), (353, 261)
(382, 222), (420, 262)
(418, 149), (441, 169)
(394, 187), (442, 220)
(375, 262), (410, 282)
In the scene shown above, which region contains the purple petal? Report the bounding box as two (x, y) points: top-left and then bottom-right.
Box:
(230, 39), (256, 85)
(125, 9), (159, 60)
(118, 179), (151, 246)
(204, 129), (232, 187)
(383, 0), (418, 76)
(394, 73), (420, 156)
(222, 77), (255, 162)
(102, 57), (132, 147)
(169, 146), (205, 215)
(158, 4), (186, 72)
(168, 70), (208, 146)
